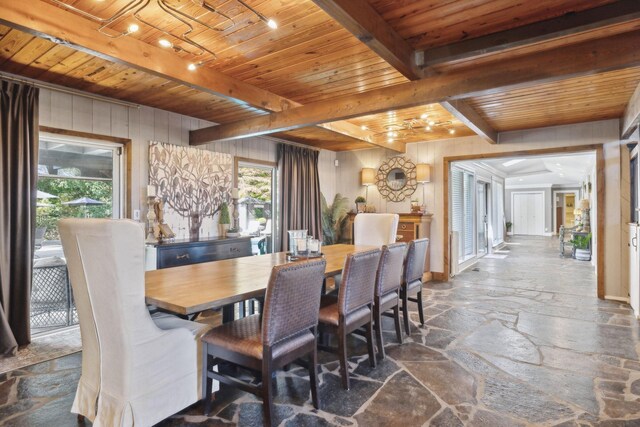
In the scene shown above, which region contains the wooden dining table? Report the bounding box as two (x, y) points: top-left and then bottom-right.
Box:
(145, 244), (375, 318)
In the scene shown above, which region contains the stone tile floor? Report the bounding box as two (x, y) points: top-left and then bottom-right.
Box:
(2, 236), (640, 426)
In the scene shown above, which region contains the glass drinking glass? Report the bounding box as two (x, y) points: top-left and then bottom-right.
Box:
(287, 229), (307, 255)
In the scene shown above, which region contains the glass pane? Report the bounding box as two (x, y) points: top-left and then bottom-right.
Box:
(477, 183), (487, 256)
(32, 138), (120, 335)
(237, 164), (275, 255)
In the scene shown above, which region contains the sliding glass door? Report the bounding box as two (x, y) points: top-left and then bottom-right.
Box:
(32, 135), (123, 335)
(477, 181), (489, 256)
(451, 167), (476, 263)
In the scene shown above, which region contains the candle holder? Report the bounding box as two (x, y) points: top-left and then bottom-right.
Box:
(232, 188), (240, 230)
(145, 196), (158, 244)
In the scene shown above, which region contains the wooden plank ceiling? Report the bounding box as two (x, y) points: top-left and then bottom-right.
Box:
(0, 0), (638, 150)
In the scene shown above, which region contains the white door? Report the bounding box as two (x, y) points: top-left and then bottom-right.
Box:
(513, 193), (544, 235)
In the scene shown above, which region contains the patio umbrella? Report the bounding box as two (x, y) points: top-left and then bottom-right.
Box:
(37, 190), (58, 199)
(62, 197), (105, 218)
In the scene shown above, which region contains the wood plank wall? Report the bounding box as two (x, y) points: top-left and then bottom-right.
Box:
(38, 87), (337, 226)
(336, 119), (629, 299)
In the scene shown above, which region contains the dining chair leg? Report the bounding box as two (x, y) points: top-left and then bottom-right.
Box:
(365, 318), (377, 368)
(374, 305), (385, 360)
(393, 304), (403, 345)
(262, 357), (274, 426)
(202, 344), (212, 416)
(308, 342), (320, 409)
(417, 290), (425, 326)
(402, 289), (411, 335)
(337, 325), (350, 390)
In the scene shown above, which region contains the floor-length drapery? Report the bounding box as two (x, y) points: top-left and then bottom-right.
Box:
(277, 144), (322, 251)
(0, 80), (39, 356)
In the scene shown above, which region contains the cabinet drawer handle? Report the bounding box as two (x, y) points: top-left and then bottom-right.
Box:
(400, 224), (407, 230)
(230, 247), (239, 253)
(176, 253), (190, 260)
(397, 234), (403, 241)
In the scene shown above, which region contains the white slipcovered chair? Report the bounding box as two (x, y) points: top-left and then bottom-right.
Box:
(353, 213), (400, 246)
(59, 219), (208, 426)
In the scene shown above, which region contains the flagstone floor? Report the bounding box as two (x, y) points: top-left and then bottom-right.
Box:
(2, 236), (640, 426)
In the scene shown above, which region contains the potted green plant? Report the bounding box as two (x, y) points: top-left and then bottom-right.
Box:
(321, 193), (350, 245)
(219, 202), (230, 237)
(570, 233), (591, 261)
(355, 196), (366, 213)
(506, 221), (513, 235)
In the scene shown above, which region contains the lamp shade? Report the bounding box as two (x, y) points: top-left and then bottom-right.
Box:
(416, 163), (431, 183)
(579, 199), (590, 210)
(361, 168), (376, 186)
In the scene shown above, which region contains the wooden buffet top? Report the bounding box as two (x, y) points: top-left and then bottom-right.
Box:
(145, 244), (375, 315)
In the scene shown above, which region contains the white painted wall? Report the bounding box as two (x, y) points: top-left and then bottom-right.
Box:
(38, 88), (337, 223)
(336, 119), (628, 298)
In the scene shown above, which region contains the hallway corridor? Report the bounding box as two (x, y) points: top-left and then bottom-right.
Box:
(1, 237), (639, 426)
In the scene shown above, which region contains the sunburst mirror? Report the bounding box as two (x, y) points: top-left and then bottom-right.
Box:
(375, 156), (417, 202)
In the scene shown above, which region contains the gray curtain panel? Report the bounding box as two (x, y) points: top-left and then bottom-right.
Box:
(0, 80), (39, 356)
(277, 144), (322, 252)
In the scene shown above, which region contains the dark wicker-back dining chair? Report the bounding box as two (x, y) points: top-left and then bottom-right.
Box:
(318, 248), (381, 390)
(401, 238), (429, 335)
(373, 242), (407, 359)
(201, 258), (327, 426)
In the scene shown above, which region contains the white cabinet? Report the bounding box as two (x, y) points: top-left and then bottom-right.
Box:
(630, 224), (639, 318)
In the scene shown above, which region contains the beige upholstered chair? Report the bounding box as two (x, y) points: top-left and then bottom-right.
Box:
(201, 259), (327, 426)
(353, 213), (399, 246)
(318, 248), (381, 390)
(401, 238), (429, 335)
(373, 243), (406, 359)
(59, 219), (208, 426)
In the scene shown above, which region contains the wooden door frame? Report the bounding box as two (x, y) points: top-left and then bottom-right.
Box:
(510, 191), (545, 236)
(443, 144), (604, 298)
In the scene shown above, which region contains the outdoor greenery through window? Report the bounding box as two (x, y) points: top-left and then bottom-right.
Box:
(237, 162), (275, 254)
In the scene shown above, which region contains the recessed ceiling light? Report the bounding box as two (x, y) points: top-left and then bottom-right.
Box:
(360, 125), (368, 131)
(518, 178), (524, 182)
(127, 23), (139, 33)
(425, 126), (432, 131)
(503, 159), (526, 167)
(428, 120), (435, 126)
(267, 19), (278, 29)
(556, 163), (561, 166)
(387, 131), (394, 137)
(420, 113), (428, 120)
(158, 39), (173, 48)
(449, 129), (455, 135)
(387, 138), (394, 144)
(187, 63), (197, 71)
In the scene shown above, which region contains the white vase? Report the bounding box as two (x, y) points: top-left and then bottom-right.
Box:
(575, 248), (590, 261)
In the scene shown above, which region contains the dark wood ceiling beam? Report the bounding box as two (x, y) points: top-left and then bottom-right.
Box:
(422, 0), (640, 68)
(190, 30), (640, 144)
(310, 0), (421, 80)
(622, 82), (640, 139)
(0, 0), (395, 151)
(440, 100), (497, 144)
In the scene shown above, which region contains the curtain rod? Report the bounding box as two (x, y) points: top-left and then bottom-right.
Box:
(0, 72), (140, 109)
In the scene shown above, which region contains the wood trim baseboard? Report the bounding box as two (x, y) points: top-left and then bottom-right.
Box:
(431, 272), (447, 281)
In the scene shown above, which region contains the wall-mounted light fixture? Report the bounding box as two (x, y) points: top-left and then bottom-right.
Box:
(361, 168), (376, 202)
(416, 163), (431, 207)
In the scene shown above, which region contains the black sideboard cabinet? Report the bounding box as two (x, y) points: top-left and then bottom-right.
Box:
(151, 236), (252, 269)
